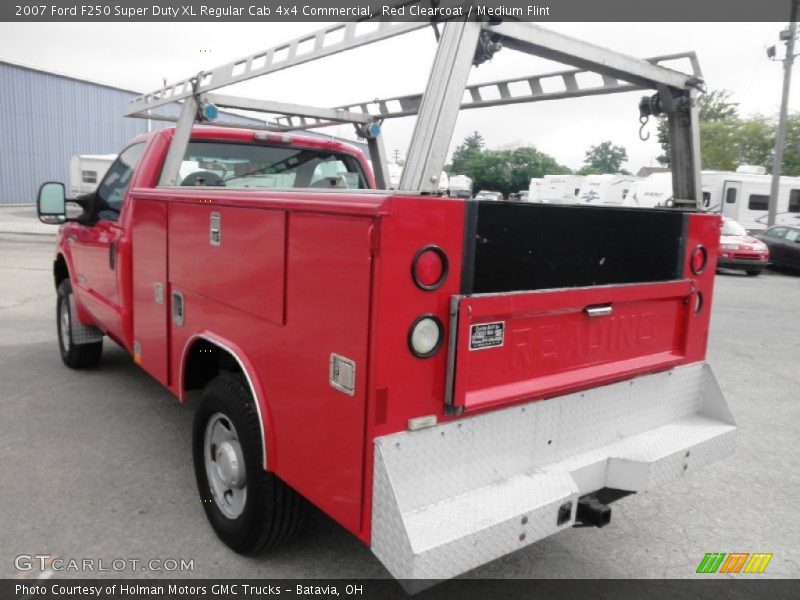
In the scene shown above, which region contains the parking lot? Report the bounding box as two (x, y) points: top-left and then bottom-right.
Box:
(1, 232), (798, 581)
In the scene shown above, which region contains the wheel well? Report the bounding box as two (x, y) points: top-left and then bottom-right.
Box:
(54, 254), (69, 289)
(184, 338), (244, 393)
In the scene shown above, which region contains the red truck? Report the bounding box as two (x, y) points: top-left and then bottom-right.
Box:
(36, 17), (736, 582)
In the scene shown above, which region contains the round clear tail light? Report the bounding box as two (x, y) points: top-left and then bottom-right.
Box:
(408, 315), (444, 358)
(412, 246), (448, 291)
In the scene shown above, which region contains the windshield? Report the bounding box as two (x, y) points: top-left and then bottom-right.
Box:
(176, 141), (367, 190)
(722, 220), (747, 237)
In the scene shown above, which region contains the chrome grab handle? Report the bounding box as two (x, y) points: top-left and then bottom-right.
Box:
(584, 304), (613, 318)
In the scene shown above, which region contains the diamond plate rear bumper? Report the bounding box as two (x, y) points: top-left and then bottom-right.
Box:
(371, 362), (735, 581)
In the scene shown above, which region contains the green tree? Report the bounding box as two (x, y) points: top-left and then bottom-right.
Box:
(697, 119), (742, 171)
(463, 146), (570, 197)
(696, 89), (739, 121)
(449, 131), (485, 175)
(781, 113), (800, 176)
(657, 89), (739, 166)
(736, 116), (774, 169)
(655, 90), (783, 172)
(579, 141), (628, 174)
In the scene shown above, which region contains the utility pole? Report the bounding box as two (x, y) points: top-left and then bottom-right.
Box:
(768, 0), (799, 227)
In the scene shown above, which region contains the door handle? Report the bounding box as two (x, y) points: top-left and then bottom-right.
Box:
(584, 304), (613, 318)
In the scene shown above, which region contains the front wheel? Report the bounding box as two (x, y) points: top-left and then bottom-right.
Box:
(193, 373), (302, 554)
(56, 280), (102, 369)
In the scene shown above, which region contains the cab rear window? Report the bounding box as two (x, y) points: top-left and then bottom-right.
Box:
(176, 141), (367, 190)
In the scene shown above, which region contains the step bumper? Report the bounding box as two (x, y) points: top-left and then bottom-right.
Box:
(370, 362), (736, 581)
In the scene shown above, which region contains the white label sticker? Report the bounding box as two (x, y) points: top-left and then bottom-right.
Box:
(470, 322), (505, 350)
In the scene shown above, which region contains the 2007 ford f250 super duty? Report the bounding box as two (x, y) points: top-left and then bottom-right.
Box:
(36, 14), (735, 583)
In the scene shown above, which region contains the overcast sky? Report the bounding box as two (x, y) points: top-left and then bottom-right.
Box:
(0, 21), (794, 172)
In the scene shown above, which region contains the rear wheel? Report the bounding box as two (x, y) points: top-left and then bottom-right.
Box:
(193, 372), (302, 554)
(56, 280), (102, 369)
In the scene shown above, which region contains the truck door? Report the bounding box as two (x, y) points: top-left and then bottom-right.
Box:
(721, 181), (742, 220)
(71, 143), (146, 336)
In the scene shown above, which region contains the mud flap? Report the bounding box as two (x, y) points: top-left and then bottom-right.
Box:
(68, 295), (103, 345)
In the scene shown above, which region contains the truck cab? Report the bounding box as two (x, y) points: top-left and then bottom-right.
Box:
(41, 127), (374, 363)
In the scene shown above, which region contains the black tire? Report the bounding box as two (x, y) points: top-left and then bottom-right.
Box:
(746, 270), (762, 277)
(193, 372), (302, 554)
(56, 280), (102, 369)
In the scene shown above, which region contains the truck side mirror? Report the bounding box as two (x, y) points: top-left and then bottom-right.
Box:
(38, 182), (66, 224)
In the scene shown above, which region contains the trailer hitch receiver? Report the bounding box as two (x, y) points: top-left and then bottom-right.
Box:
(575, 495), (612, 528)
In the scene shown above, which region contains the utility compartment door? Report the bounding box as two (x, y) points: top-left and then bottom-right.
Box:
(448, 280), (695, 412)
(131, 199), (170, 384)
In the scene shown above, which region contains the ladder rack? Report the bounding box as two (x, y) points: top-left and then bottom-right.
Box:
(270, 52), (702, 131)
(125, 4), (704, 209)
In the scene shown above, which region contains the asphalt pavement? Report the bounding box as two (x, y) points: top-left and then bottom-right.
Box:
(0, 232), (798, 583)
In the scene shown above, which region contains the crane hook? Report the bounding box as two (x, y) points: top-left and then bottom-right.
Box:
(639, 115), (651, 141)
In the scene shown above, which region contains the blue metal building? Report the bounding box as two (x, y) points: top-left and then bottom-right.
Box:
(0, 60), (367, 206)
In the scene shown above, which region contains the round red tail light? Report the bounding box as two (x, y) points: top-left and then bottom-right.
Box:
(690, 245), (707, 275)
(412, 246), (448, 290)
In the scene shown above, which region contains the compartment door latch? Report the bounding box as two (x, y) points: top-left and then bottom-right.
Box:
(584, 304), (613, 318)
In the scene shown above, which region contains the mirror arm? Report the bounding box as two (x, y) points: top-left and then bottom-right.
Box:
(69, 194), (92, 210)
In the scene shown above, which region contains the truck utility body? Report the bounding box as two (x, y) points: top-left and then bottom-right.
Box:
(38, 10), (734, 584)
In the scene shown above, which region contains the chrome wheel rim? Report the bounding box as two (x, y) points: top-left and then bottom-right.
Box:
(60, 296), (71, 352)
(204, 412), (247, 519)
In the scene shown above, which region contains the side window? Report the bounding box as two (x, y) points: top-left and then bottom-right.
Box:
(97, 143), (146, 214)
(748, 194), (769, 210)
(702, 192), (711, 208)
(81, 170), (97, 184)
(175, 141), (367, 190)
(789, 190), (800, 213)
(725, 187), (737, 204)
(785, 229), (800, 243)
(767, 227), (787, 239)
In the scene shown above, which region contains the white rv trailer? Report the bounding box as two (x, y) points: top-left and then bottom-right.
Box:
(531, 174), (584, 203)
(574, 174), (641, 206)
(708, 170), (800, 230)
(527, 177), (544, 202)
(628, 166), (800, 230)
(68, 154), (116, 196)
(448, 174), (473, 198)
(625, 172), (676, 208)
